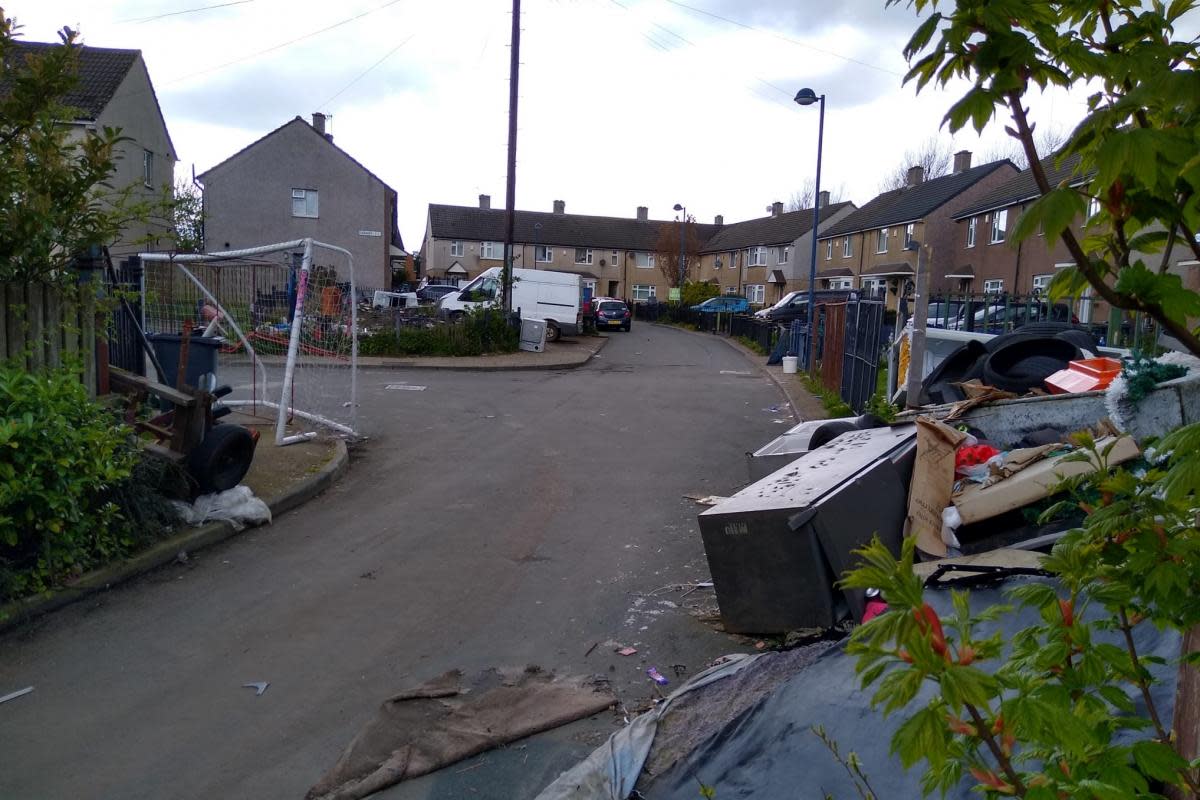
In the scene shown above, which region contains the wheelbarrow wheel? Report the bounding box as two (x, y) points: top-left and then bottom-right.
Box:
(188, 423), (257, 495)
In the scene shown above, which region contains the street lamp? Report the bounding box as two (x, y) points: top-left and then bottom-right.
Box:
(533, 221), (543, 269)
(904, 239), (928, 409)
(673, 203), (687, 300)
(794, 87), (825, 370)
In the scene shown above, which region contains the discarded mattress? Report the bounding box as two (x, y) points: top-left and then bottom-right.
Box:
(544, 579), (1178, 800)
(307, 667), (615, 800)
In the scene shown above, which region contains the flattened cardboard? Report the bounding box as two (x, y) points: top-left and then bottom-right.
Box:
(905, 417), (967, 557)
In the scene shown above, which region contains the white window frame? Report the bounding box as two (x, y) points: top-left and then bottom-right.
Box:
(825, 240), (833, 260)
(862, 278), (886, 294)
(575, 248), (593, 265)
(746, 284), (765, 304)
(142, 150), (154, 187)
(748, 246), (768, 267)
(1086, 196), (1100, 222)
(984, 278), (1005, 294)
(291, 188), (318, 218)
(966, 217), (977, 248)
(450, 240), (464, 257)
(1033, 274), (1053, 292)
(842, 236), (853, 258)
(723, 285), (738, 295)
(777, 246), (790, 264)
(535, 245), (552, 263)
(876, 228), (888, 253)
(990, 209), (1007, 243)
(635, 252), (655, 269)
(829, 278), (852, 290)
(480, 241), (503, 259)
(904, 223), (916, 248)
(632, 284), (656, 302)
(611, 250), (619, 268)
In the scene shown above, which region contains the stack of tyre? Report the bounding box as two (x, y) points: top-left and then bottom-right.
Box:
(920, 323), (1101, 405)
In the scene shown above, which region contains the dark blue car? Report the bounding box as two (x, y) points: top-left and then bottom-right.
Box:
(691, 296), (750, 313)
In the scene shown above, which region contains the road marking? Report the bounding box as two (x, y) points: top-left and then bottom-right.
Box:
(720, 370), (752, 375)
(385, 384), (426, 391)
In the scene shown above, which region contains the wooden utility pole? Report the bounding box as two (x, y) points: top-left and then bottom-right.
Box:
(502, 0), (521, 313)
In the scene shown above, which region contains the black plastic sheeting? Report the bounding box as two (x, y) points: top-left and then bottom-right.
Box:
(638, 578), (1180, 799)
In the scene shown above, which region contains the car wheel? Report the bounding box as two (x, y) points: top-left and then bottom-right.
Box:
(545, 322), (561, 342)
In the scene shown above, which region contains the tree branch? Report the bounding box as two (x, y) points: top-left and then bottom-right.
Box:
(965, 703), (1027, 796)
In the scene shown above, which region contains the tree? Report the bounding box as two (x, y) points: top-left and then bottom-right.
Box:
(0, 14), (135, 283)
(167, 178), (204, 254)
(979, 126), (1070, 170)
(786, 179), (847, 213)
(655, 216), (703, 289)
(846, 2), (1200, 797)
(878, 136), (954, 192)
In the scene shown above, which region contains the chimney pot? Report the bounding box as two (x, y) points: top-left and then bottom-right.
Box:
(553, 199), (565, 214)
(772, 201), (784, 216)
(714, 214), (724, 225)
(636, 206), (648, 221)
(953, 150), (972, 173)
(479, 194), (491, 210)
(311, 112), (326, 134)
(906, 165), (925, 187)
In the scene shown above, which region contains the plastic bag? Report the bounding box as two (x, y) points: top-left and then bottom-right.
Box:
(171, 485), (272, 532)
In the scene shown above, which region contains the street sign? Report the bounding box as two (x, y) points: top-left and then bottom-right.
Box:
(669, 287), (681, 302)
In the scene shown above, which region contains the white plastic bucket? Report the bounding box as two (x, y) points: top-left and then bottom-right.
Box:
(782, 356), (799, 374)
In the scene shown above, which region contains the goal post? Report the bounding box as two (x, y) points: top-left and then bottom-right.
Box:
(139, 238), (359, 445)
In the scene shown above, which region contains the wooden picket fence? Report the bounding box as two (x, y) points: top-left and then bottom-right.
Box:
(0, 281), (100, 396)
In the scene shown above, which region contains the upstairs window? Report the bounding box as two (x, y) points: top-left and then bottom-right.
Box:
(635, 252), (655, 269)
(990, 209), (1007, 243)
(966, 217), (977, 248)
(825, 240), (833, 260)
(291, 188), (318, 218)
(748, 246), (768, 266)
(143, 150), (154, 187)
(778, 246), (790, 264)
(575, 248), (593, 265)
(535, 245), (552, 263)
(842, 236), (853, 258)
(904, 223), (916, 248)
(450, 240), (464, 257)
(481, 241), (503, 259)
(876, 228), (888, 253)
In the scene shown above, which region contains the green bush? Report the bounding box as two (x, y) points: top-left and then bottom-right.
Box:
(681, 280), (719, 307)
(360, 307), (519, 357)
(0, 365), (137, 599)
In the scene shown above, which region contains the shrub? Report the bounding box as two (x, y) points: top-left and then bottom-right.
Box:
(0, 365), (137, 599)
(360, 308), (518, 357)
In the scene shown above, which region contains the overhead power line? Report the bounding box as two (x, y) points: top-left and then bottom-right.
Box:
(116, 0), (255, 25)
(318, 33), (417, 108)
(661, 0), (903, 77)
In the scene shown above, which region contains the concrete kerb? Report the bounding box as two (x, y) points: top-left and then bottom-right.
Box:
(0, 439), (350, 635)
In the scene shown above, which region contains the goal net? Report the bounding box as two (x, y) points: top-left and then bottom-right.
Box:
(139, 239), (358, 446)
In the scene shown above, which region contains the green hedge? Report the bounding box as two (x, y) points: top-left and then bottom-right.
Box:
(360, 308), (519, 357)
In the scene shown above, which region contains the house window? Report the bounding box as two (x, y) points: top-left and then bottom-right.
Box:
(480, 241), (503, 259)
(966, 217), (977, 248)
(904, 223), (915, 248)
(1033, 274), (1053, 292)
(724, 286), (738, 295)
(635, 252), (655, 269)
(291, 188), (318, 218)
(535, 245), (552, 263)
(1086, 196), (1100, 221)
(862, 278), (886, 294)
(748, 246), (767, 267)
(575, 248), (593, 265)
(142, 150), (154, 187)
(632, 284), (656, 302)
(746, 284), (765, 304)
(876, 228), (888, 253)
(830, 278), (853, 290)
(825, 240), (833, 260)
(984, 279), (1004, 293)
(778, 246), (790, 264)
(713, 256), (721, 271)
(842, 237), (853, 258)
(990, 209), (1007, 243)
(450, 240), (464, 257)
(611, 250), (619, 268)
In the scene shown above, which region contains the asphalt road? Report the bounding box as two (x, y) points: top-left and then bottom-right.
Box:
(0, 324), (791, 800)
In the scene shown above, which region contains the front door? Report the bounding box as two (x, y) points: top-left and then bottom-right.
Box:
(608, 280), (619, 297)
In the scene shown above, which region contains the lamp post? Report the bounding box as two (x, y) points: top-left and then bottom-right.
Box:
(673, 203), (687, 300)
(533, 222), (542, 269)
(794, 87), (825, 370)
(904, 239), (929, 409)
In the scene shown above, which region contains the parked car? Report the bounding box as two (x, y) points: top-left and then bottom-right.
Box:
(438, 267), (582, 341)
(926, 301), (965, 329)
(929, 300), (1076, 333)
(691, 296), (750, 313)
(416, 284), (459, 304)
(371, 290), (419, 309)
(594, 299), (631, 332)
(756, 290), (802, 319)
(761, 289), (854, 326)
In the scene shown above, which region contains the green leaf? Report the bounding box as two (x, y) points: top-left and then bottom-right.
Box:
(1131, 740), (1189, 784)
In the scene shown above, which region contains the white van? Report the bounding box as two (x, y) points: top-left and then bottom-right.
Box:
(438, 267), (581, 342)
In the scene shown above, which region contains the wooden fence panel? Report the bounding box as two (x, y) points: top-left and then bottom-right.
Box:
(1, 281), (100, 396)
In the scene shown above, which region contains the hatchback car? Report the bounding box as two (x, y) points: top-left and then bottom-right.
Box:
(691, 296), (750, 314)
(594, 299), (631, 331)
(416, 284), (460, 304)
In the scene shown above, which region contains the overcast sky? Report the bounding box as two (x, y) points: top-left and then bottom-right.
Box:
(16, 0), (1099, 249)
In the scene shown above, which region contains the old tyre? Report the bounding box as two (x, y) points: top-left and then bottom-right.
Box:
(808, 419), (858, 450)
(982, 337), (1080, 394)
(188, 423), (256, 495)
(545, 322), (561, 342)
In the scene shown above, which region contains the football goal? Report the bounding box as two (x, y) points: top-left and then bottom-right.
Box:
(139, 238), (358, 446)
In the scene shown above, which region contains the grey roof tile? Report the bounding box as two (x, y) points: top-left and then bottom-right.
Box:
(951, 153), (1089, 219)
(2, 41), (138, 119)
(700, 202), (855, 252)
(820, 160), (1016, 238)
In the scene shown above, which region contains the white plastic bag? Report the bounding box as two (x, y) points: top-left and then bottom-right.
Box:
(172, 485), (272, 532)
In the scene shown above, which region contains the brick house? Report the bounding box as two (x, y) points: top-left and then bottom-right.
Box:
(815, 153), (1018, 309)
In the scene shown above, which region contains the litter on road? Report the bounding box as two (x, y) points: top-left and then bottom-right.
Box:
(385, 384), (427, 391)
(242, 682), (269, 696)
(0, 686), (33, 705)
(617, 647), (638, 657)
(646, 668), (670, 686)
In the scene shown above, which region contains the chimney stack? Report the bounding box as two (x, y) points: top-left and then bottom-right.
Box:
(479, 194), (491, 210)
(906, 165), (925, 187)
(771, 201), (784, 216)
(553, 199), (565, 214)
(311, 112), (325, 134)
(818, 190), (830, 208)
(714, 214), (724, 225)
(636, 206), (648, 221)
(953, 150), (972, 173)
